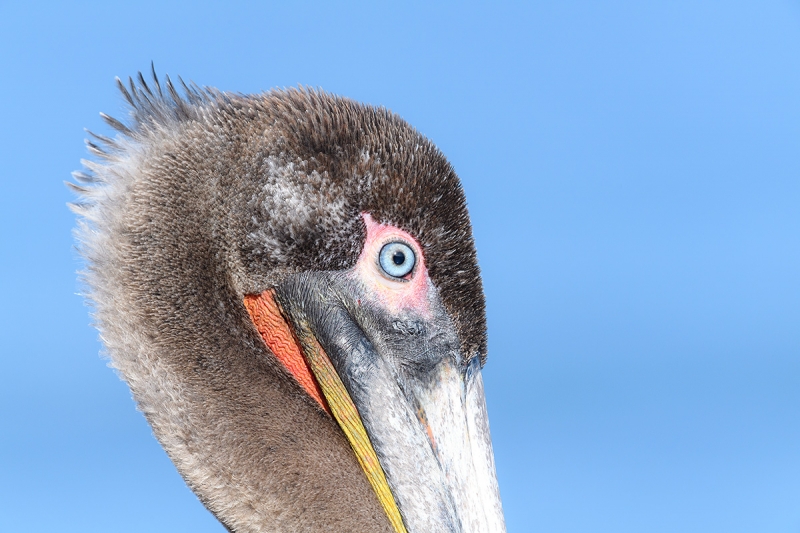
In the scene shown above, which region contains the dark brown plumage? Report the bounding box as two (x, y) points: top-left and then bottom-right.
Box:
(71, 71), (495, 532)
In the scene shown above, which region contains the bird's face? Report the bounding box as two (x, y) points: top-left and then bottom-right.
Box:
(246, 213), (504, 532)
(75, 79), (504, 533)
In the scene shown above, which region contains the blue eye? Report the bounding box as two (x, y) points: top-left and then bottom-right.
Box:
(379, 241), (416, 279)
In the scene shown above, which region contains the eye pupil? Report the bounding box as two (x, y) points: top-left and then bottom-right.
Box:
(392, 251), (405, 265)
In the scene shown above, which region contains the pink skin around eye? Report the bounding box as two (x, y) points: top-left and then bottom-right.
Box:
(351, 213), (432, 317)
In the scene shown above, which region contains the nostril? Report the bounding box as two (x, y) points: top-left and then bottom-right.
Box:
(392, 320), (423, 336)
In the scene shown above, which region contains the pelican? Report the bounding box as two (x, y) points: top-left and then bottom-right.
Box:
(70, 70), (506, 533)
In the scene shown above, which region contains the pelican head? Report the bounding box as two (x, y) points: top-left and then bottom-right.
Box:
(71, 71), (505, 533)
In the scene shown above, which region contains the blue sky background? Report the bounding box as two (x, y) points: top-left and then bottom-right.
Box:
(1, 2), (799, 531)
